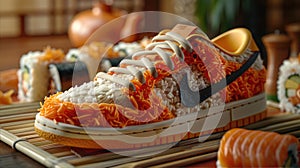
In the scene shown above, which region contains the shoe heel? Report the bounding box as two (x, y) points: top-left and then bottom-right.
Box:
(212, 28), (259, 56)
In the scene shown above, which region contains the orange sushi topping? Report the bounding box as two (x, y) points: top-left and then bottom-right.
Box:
(218, 128), (299, 167)
(38, 46), (65, 62)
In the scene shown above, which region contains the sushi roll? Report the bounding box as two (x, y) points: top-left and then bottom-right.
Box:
(65, 48), (80, 62)
(217, 128), (299, 167)
(278, 57), (300, 114)
(18, 47), (65, 102)
(66, 41), (146, 77)
(66, 42), (114, 78)
(48, 61), (90, 95)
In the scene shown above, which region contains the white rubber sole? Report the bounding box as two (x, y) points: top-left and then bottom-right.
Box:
(35, 93), (266, 148)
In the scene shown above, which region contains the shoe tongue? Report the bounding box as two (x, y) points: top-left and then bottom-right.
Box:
(171, 24), (198, 38)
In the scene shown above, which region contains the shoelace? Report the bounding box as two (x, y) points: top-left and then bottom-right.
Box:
(95, 31), (259, 107)
(96, 31), (193, 91)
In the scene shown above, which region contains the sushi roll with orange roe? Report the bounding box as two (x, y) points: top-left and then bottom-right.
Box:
(217, 128), (299, 167)
(18, 47), (65, 102)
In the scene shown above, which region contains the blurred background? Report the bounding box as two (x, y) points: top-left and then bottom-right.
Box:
(0, 0), (299, 70)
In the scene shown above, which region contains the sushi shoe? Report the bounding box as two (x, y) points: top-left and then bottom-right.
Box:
(35, 24), (267, 149)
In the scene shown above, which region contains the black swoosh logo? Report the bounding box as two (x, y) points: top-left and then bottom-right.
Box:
(180, 51), (259, 107)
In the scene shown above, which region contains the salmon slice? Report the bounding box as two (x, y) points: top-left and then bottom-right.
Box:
(217, 128), (299, 167)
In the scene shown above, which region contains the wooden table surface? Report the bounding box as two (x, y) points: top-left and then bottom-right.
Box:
(0, 35), (72, 71)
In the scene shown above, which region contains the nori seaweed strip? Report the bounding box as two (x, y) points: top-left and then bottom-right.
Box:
(49, 61), (90, 92)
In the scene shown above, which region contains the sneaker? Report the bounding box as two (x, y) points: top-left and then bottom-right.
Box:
(35, 24), (267, 149)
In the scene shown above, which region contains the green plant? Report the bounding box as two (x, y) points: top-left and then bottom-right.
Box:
(195, 0), (251, 37)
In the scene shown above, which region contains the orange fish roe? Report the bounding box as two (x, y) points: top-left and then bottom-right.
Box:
(38, 46), (65, 62)
(225, 61), (266, 102)
(39, 90), (175, 127)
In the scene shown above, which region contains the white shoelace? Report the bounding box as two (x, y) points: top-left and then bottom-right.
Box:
(96, 31), (193, 91)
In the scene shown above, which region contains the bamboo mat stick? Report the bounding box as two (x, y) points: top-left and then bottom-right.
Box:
(116, 143), (219, 168)
(259, 119), (300, 132)
(14, 130), (37, 137)
(0, 129), (74, 168)
(68, 139), (193, 165)
(149, 152), (218, 168)
(288, 130), (300, 137)
(14, 131), (38, 140)
(117, 139), (219, 161)
(0, 106), (39, 116)
(195, 131), (224, 143)
(269, 123), (300, 134)
(52, 151), (74, 158)
(77, 156), (146, 168)
(0, 119), (35, 127)
(29, 138), (52, 144)
(39, 143), (67, 149)
(244, 113), (300, 130)
(3, 122), (34, 130)
(46, 148), (73, 155)
(18, 134), (39, 140)
(31, 140), (54, 147)
(0, 102), (39, 110)
(9, 127), (34, 134)
(0, 113), (36, 124)
(67, 150), (125, 166)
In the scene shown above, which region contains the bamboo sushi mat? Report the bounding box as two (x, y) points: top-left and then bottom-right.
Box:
(0, 103), (300, 168)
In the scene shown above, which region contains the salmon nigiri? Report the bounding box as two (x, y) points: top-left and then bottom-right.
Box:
(217, 128), (299, 167)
